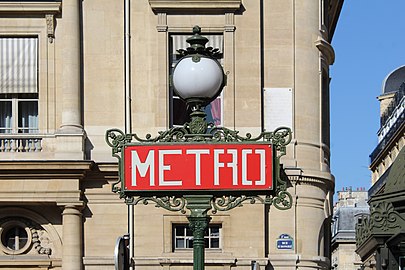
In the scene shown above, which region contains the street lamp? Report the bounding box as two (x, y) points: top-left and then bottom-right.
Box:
(171, 26), (226, 270)
(107, 26), (293, 270)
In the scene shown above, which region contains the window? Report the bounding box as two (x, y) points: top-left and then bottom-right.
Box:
(0, 37), (38, 134)
(173, 224), (221, 250)
(400, 256), (405, 270)
(169, 34), (223, 127)
(0, 94), (38, 133)
(321, 69), (330, 147)
(2, 226), (28, 251)
(0, 220), (32, 255)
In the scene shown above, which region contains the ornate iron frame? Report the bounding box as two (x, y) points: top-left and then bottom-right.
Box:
(105, 125), (293, 213)
(356, 201), (405, 249)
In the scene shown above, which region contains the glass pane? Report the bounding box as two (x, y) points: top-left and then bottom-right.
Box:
(186, 237), (193, 248)
(211, 238), (219, 248)
(186, 226), (193, 236)
(175, 225), (186, 236)
(176, 238), (184, 249)
(4, 227), (28, 250)
(172, 98), (189, 125)
(205, 98), (221, 126)
(18, 101), (38, 133)
(400, 257), (405, 270)
(0, 101), (12, 133)
(210, 227), (219, 237)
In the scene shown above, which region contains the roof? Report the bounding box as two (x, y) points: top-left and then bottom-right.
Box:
(334, 207), (369, 232)
(382, 65), (405, 94)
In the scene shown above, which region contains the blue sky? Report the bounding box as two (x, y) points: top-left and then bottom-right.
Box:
(330, 1), (405, 197)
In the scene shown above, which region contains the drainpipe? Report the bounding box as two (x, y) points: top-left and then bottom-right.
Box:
(123, 0), (134, 269)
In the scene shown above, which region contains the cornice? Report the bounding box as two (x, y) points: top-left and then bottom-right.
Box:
(0, 2), (61, 15)
(285, 168), (335, 191)
(0, 160), (94, 179)
(149, 0), (242, 13)
(0, 160), (93, 170)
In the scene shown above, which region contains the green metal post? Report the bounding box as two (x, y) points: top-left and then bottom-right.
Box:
(184, 195), (213, 270)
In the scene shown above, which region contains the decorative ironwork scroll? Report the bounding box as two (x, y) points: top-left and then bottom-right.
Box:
(106, 125), (293, 213)
(356, 201), (405, 248)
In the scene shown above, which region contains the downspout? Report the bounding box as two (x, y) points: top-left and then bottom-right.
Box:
(260, 0), (265, 132)
(123, 0), (134, 269)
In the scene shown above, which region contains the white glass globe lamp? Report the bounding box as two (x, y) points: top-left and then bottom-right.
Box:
(172, 55), (224, 105)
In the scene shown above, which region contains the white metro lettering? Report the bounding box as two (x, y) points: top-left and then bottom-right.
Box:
(130, 147), (268, 188)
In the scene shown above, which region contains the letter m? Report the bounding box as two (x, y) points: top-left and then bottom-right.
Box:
(132, 150), (154, 186)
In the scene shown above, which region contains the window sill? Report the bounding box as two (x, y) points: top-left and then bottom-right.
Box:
(173, 248), (222, 253)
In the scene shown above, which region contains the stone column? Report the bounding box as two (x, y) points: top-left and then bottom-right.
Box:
(62, 205), (83, 270)
(59, 0), (82, 132)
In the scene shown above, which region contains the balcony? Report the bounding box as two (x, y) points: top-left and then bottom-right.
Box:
(369, 109), (404, 164)
(0, 134), (43, 152)
(0, 132), (86, 160)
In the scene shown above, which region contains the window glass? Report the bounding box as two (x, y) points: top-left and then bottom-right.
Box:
(173, 224), (221, 250)
(0, 100), (12, 133)
(169, 34), (223, 127)
(2, 226), (28, 251)
(400, 256), (405, 270)
(0, 37), (39, 134)
(18, 100), (38, 133)
(0, 94), (38, 133)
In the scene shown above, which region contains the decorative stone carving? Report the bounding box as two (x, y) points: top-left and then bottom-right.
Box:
(356, 201), (405, 248)
(46, 14), (55, 43)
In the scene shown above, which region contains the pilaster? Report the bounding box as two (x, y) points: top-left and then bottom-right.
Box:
(59, 0), (83, 133)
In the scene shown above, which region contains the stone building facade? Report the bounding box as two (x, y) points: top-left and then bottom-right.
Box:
(331, 188), (369, 270)
(355, 66), (405, 270)
(0, 0), (343, 269)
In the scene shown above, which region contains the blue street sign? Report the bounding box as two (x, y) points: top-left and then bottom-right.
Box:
(276, 234), (294, 250)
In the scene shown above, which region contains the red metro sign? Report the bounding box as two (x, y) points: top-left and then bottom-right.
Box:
(123, 143), (274, 193)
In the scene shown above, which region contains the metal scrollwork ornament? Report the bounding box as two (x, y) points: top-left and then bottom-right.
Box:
(106, 125), (293, 213)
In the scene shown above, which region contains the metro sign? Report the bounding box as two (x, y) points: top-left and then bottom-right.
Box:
(123, 143), (274, 193)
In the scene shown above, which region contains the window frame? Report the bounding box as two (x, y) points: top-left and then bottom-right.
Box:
(172, 223), (222, 251)
(168, 33), (224, 127)
(0, 93), (39, 134)
(0, 220), (32, 255)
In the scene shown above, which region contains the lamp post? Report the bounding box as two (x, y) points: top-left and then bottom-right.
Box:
(171, 26), (226, 270)
(107, 26), (293, 270)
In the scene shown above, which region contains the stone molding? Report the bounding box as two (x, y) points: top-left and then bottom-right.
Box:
(0, 2), (61, 15)
(149, 0), (242, 13)
(285, 170), (334, 191)
(315, 36), (335, 66)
